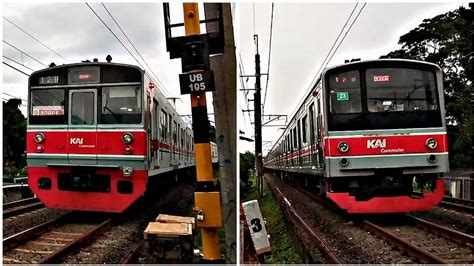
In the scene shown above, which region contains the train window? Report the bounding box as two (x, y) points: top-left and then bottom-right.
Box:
(302, 115), (307, 143)
(29, 89), (66, 124)
(160, 109), (167, 141)
(101, 86), (142, 124)
(71, 91), (95, 125)
(292, 127), (297, 149)
(173, 121), (178, 144)
(329, 70), (361, 114)
(366, 68), (438, 113)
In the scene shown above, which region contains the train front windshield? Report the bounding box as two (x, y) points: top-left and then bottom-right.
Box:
(29, 65), (143, 125)
(327, 66), (442, 131)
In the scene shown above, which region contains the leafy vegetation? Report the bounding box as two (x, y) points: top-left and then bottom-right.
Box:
(240, 151), (255, 197)
(382, 4), (473, 168)
(3, 99), (27, 175)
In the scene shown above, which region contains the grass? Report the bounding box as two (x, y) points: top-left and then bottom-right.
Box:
(242, 174), (303, 264)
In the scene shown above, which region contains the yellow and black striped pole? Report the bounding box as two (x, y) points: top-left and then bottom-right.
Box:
(183, 3), (223, 262)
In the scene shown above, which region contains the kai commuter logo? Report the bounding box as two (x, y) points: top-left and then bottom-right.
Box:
(70, 138), (84, 145)
(367, 139), (386, 149)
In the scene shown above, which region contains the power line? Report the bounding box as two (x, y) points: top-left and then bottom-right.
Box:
(309, 3), (359, 88)
(85, 3), (159, 91)
(3, 55), (36, 71)
(3, 92), (28, 102)
(3, 61), (30, 76)
(288, 3), (366, 120)
(100, 3), (171, 96)
(325, 3), (367, 67)
(262, 3), (274, 111)
(3, 17), (68, 62)
(3, 40), (47, 67)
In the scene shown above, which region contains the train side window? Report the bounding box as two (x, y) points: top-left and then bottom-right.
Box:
(173, 121), (177, 144)
(302, 115), (307, 144)
(293, 127), (297, 150)
(168, 114), (172, 141)
(160, 109), (167, 141)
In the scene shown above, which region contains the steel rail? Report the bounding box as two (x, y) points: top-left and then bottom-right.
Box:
(407, 215), (474, 248)
(3, 197), (39, 209)
(439, 197), (474, 214)
(3, 202), (45, 218)
(265, 174), (343, 264)
(120, 240), (144, 264)
(360, 219), (446, 263)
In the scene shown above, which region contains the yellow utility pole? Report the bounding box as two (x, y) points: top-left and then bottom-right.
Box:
(182, 3), (222, 262)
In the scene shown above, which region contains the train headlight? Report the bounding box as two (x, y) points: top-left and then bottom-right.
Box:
(34, 133), (45, 143)
(337, 141), (350, 153)
(425, 138), (437, 149)
(122, 133), (134, 144)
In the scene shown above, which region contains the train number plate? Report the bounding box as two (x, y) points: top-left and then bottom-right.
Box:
(179, 70), (215, 95)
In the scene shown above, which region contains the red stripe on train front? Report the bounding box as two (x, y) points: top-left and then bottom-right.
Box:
(324, 133), (447, 157)
(28, 167), (146, 213)
(327, 179), (444, 213)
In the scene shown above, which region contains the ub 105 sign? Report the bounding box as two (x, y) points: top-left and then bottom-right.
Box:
(179, 70), (215, 95)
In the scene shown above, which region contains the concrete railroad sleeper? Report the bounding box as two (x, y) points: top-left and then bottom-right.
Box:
(3, 213), (112, 264)
(265, 174), (344, 264)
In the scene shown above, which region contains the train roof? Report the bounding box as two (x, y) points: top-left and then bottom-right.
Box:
(29, 61), (144, 77)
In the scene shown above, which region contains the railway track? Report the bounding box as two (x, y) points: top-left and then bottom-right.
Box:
(3, 197), (45, 219)
(439, 196), (474, 214)
(3, 213), (112, 264)
(272, 175), (474, 264)
(361, 215), (474, 264)
(265, 174), (343, 264)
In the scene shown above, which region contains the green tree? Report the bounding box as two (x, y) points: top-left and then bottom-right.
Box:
(382, 4), (473, 168)
(3, 99), (27, 173)
(240, 151), (255, 197)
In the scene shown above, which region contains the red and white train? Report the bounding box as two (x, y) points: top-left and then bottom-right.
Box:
(27, 60), (218, 213)
(264, 59), (449, 213)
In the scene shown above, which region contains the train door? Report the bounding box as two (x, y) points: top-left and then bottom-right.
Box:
(172, 120), (178, 166)
(67, 89), (98, 164)
(316, 97), (324, 170)
(150, 99), (159, 169)
(309, 104), (316, 168)
(297, 120), (302, 166)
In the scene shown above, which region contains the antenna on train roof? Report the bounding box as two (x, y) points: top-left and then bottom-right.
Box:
(106, 55), (112, 63)
(93, 58), (99, 63)
(49, 62), (56, 67)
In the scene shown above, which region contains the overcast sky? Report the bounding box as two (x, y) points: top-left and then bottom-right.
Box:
(2, 2), (218, 125)
(237, 2), (466, 155)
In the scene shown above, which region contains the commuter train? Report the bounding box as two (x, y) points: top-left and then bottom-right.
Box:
(26, 59), (218, 212)
(264, 59), (449, 213)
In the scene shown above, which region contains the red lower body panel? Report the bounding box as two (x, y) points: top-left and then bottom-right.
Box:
(28, 167), (147, 213)
(327, 179), (445, 213)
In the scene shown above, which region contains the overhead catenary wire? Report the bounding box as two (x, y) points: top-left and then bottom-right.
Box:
(100, 3), (171, 96)
(3, 61), (31, 76)
(85, 3), (172, 97)
(262, 3), (274, 111)
(3, 92), (28, 102)
(3, 55), (36, 71)
(3, 40), (47, 67)
(3, 17), (68, 62)
(288, 3), (367, 120)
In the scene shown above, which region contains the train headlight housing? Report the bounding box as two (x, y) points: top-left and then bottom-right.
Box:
(425, 138), (437, 149)
(122, 133), (134, 144)
(338, 141), (350, 153)
(34, 133), (45, 143)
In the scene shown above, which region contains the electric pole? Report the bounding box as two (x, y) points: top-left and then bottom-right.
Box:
(254, 35), (263, 198)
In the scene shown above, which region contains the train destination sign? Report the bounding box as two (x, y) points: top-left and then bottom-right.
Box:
(179, 70), (215, 95)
